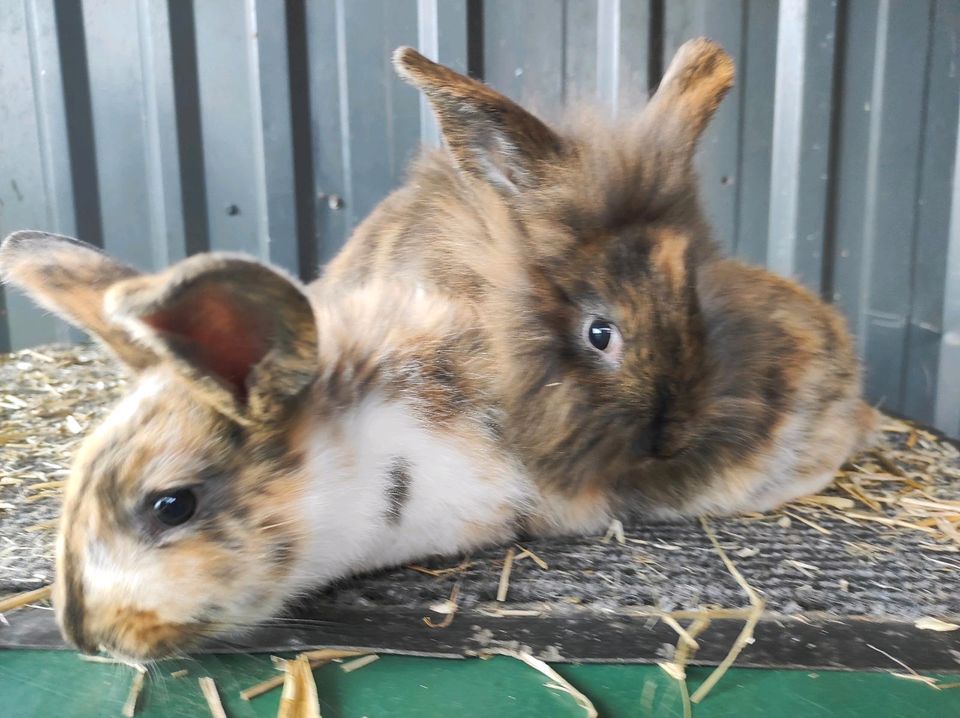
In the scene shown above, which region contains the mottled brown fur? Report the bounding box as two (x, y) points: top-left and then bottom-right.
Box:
(326, 39), (874, 517)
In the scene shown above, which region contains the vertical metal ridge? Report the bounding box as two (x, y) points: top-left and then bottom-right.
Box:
(244, 0), (271, 264)
(934, 105), (960, 436)
(855, 0), (889, 346)
(334, 0), (354, 231)
(820, 0), (849, 301)
(730, 0), (749, 256)
(767, 0), (838, 291)
(596, 0), (621, 114)
(647, 0), (664, 92)
(898, 0), (937, 410)
(416, 0), (440, 146)
(767, 0), (805, 279)
(135, 0), (182, 267)
(50, 0), (102, 250)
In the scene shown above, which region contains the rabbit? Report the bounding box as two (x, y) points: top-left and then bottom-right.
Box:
(0, 231), (535, 660)
(324, 38), (878, 526)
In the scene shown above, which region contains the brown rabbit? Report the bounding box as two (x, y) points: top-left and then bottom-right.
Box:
(325, 38), (876, 525)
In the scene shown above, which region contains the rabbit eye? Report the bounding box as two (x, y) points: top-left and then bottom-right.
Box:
(585, 318), (623, 364)
(588, 320), (614, 350)
(151, 489), (197, 527)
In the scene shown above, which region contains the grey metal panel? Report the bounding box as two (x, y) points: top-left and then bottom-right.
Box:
(80, 0), (160, 269)
(933, 5), (960, 437)
(136, 0), (188, 266)
(663, 0), (745, 253)
(192, 0), (263, 256)
(305, 0), (350, 263)
(732, 0), (778, 266)
(841, 1), (931, 410)
(251, 0), (300, 276)
(904, 0), (960, 427)
(595, 0), (653, 113)
(569, 0), (601, 106)
(935, 106), (960, 438)
(766, 0), (837, 292)
(336, 0), (419, 231)
(483, 0), (566, 118)
(0, 0), (72, 349)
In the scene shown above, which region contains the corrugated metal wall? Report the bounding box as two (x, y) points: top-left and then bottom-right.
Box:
(1, 0), (958, 437)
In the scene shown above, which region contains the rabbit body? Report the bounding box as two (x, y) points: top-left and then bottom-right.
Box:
(0, 234), (531, 659)
(326, 41), (876, 522)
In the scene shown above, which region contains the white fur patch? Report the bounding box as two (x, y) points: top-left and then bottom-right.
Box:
(295, 395), (533, 585)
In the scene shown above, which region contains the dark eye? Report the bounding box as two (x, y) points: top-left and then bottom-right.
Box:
(151, 489), (197, 527)
(588, 319), (613, 350)
(584, 317), (624, 365)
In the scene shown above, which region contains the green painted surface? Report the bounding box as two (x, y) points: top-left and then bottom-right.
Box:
(0, 650), (957, 717)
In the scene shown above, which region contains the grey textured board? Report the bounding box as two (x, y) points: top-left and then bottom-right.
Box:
(5, 517), (960, 670)
(2, 344), (960, 669)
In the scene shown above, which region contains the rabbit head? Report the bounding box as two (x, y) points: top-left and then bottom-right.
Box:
(0, 232), (321, 659)
(393, 41), (735, 501)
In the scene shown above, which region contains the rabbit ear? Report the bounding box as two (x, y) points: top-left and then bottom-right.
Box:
(0, 231), (156, 370)
(105, 254), (318, 424)
(641, 38), (734, 156)
(393, 47), (562, 193)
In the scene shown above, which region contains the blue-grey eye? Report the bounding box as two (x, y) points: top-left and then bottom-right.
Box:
(151, 489), (197, 527)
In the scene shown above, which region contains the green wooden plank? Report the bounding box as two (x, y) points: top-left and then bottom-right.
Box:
(0, 651), (957, 717)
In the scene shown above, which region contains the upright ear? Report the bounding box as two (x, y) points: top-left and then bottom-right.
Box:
(0, 231), (156, 370)
(640, 38), (734, 157)
(105, 254), (318, 424)
(393, 47), (563, 193)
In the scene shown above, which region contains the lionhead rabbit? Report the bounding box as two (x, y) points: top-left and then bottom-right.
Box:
(327, 38), (876, 524)
(0, 232), (532, 659)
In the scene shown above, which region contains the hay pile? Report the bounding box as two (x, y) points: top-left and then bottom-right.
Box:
(0, 345), (126, 589)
